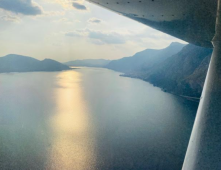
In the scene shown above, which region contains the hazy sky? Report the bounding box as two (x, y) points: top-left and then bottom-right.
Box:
(0, 0), (187, 62)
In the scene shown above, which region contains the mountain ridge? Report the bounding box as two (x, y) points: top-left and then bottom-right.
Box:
(105, 42), (186, 73)
(0, 54), (71, 73)
(65, 59), (110, 67)
(122, 44), (213, 97)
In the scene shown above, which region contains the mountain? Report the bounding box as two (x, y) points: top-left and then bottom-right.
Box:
(0, 54), (70, 73)
(105, 42), (186, 73)
(65, 59), (110, 67)
(125, 44), (213, 97)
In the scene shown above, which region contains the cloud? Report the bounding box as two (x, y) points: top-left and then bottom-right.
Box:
(47, 0), (73, 9)
(0, 14), (20, 22)
(88, 30), (125, 44)
(64, 25), (187, 47)
(66, 29), (126, 45)
(72, 2), (87, 10)
(0, 0), (42, 15)
(44, 11), (65, 16)
(88, 18), (102, 24)
(65, 30), (87, 37)
(44, 0), (89, 11)
(53, 18), (75, 24)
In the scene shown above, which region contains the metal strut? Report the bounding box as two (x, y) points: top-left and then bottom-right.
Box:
(182, 0), (221, 169)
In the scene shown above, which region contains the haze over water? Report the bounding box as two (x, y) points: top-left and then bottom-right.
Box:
(0, 68), (197, 170)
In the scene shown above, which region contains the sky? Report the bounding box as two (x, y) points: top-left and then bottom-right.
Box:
(0, 0), (187, 62)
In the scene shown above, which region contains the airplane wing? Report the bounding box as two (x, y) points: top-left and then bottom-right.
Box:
(87, 0), (217, 48)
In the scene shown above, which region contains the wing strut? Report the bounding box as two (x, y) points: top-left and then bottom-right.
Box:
(182, 0), (221, 169)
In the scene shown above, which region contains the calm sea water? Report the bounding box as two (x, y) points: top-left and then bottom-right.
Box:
(0, 68), (198, 170)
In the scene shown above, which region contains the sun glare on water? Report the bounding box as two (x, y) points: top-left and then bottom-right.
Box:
(46, 71), (96, 170)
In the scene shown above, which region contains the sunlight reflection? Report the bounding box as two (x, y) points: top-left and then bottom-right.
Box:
(46, 71), (96, 170)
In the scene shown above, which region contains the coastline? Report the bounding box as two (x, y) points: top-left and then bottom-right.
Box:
(120, 73), (201, 102)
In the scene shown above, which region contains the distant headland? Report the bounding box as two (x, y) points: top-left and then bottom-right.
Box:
(0, 54), (71, 73)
